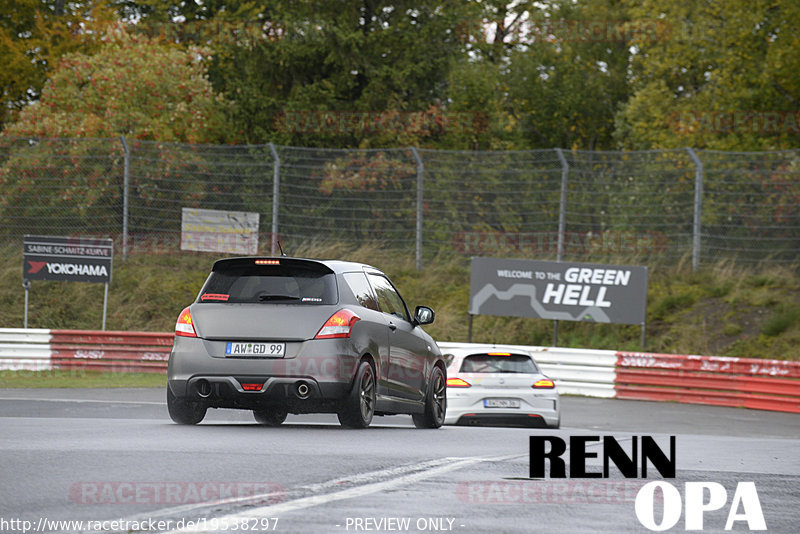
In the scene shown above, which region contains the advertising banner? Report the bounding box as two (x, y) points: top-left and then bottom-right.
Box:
(23, 235), (113, 284)
(180, 208), (260, 255)
(469, 257), (648, 325)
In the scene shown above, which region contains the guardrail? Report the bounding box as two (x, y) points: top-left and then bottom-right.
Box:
(0, 328), (170, 373)
(2, 330), (799, 413)
(615, 351), (800, 414)
(437, 342), (800, 414)
(438, 342), (618, 398)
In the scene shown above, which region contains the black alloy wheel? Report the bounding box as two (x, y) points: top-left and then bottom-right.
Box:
(338, 361), (376, 429)
(413, 365), (446, 429)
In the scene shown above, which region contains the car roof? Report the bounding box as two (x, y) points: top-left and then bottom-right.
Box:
(441, 344), (535, 357)
(441, 345), (538, 367)
(210, 256), (383, 275)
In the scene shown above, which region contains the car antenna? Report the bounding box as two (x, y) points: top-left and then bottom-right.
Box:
(277, 241), (287, 257)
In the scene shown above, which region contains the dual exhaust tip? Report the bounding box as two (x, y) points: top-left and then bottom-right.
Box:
(194, 379), (310, 399)
(295, 381), (310, 399)
(196, 379), (212, 398)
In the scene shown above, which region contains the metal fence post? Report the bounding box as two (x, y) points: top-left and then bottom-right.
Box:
(686, 148), (703, 271)
(553, 148), (569, 347)
(268, 143), (280, 256)
(120, 136), (130, 261)
(554, 148), (569, 263)
(410, 147), (424, 271)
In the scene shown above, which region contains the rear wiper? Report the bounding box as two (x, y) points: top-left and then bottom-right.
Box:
(258, 294), (301, 301)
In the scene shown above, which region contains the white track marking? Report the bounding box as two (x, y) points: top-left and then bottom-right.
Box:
(0, 396), (164, 405)
(162, 454), (522, 534)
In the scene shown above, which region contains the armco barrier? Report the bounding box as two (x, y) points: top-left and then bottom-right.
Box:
(0, 328), (171, 373)
(0, 328), (52, 371)
(615, 352), (800, 414)
(437, 342), (800, 413)
(437, 342), (618, 398)
(1, 330), (799, 413)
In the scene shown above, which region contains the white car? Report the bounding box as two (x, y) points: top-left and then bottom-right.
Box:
(443, 345), (560, 428)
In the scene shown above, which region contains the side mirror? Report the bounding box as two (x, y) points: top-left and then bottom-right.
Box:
(414, 306), (435, 326)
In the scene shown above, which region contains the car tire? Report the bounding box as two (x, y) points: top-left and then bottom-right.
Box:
(253, 408), (287, 426)
(337, 361), (375, 429)
(412, 365), (446, 429)
(167, 387), (207, 425)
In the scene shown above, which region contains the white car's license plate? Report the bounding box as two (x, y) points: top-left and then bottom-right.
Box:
(484, 398), (521, 408)
(225, 342), (285, 357)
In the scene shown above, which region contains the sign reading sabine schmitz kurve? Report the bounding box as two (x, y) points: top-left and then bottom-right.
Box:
(23, 235), (113, 283)
(469, 257), (648, 325)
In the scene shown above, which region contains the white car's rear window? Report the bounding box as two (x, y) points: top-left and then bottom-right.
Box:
(460, 354), (538, 374)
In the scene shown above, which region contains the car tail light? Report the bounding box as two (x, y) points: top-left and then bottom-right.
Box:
(533, 379), (555, 389)
(446, 377), (471, 388)
(315, 309), (360, 339)
(240, 382), (264, 391)
(175, 306), (197, 337)
(255, 259), (280, 265)
(487, 352), (511, 356)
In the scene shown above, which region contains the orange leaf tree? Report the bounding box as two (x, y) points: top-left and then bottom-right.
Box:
(0, 25), (234, 240)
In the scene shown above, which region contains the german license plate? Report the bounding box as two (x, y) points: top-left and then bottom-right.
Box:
(225, 342), (285, 357)
(484, 398), (521, 408)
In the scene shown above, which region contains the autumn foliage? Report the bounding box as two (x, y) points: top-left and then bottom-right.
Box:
(3, 25), (229, 143)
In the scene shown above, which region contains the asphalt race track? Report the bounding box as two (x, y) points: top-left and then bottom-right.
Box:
(0, 389), (798, 534)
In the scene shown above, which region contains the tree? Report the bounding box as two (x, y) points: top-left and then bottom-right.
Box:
(441, 0), (636, 150)
(114, 0), (471, 146)
(3, 24), (229, 142)
(0, 0), (114, 131)
(0, 26), (233, 241)
(615, 0), (800, 150)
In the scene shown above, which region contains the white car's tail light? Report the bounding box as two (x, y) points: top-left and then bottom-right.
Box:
(175, 306), (197, 337)
(533, 379), (555, 389)
(446, 377), (471, 387)
(315, 309), (360, 339)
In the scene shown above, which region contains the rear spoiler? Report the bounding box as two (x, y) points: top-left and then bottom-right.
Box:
(211, 257), (335, 275)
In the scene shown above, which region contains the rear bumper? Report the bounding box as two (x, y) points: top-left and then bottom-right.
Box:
(168, 375), (349, 413)
(167, 336), (359, 413)
(444, 389), (560, 428)
(450, 413), (553, 428)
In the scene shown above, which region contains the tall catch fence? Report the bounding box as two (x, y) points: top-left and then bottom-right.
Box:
(1, 137), (798, 268)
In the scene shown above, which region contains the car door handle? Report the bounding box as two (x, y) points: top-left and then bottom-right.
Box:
(388, 323), (397, 331)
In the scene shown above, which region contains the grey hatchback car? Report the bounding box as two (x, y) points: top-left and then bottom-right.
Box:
(167, 257), (446, 429)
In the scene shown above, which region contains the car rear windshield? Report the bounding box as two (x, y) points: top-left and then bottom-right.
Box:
(460, 354), (539, 374)
(196, 259), (337, 305)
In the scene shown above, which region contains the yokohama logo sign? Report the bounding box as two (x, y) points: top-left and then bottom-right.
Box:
(23, 235), (113, 284)
(43, 263), (109, 277)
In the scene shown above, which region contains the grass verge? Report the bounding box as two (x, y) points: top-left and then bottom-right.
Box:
(1, 242), (799, 360)
(0, 370), (166, 388)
